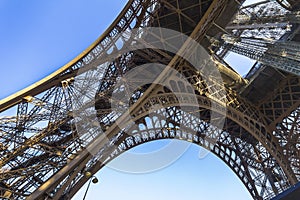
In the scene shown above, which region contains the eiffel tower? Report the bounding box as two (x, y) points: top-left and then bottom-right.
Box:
(0, 0), (300, 199)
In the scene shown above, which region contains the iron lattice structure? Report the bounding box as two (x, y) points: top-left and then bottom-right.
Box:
(0, 0), (299, 199)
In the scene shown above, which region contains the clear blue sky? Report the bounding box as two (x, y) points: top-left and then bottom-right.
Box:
(0, 0), (259, 199)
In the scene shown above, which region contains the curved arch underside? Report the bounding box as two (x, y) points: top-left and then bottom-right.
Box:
(63, 95), (290, 200)
(0, 0), (299, 200)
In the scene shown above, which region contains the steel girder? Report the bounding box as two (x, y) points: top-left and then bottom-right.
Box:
(0, 0), (299, 200)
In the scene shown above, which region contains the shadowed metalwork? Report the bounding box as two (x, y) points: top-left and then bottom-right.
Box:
(0, 0), (299, 199)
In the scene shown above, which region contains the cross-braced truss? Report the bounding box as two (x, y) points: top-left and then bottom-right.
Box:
(0, 0), (299, 200)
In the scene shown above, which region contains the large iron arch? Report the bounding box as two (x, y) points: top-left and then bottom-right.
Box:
(58, 93), (291, 200)
(1, 0), (299, 199)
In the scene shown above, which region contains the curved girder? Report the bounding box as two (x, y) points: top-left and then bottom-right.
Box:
(64, 133), (264, 199)
(0, 0), (299, 200)
(27, 88), (293, 199)
(127, 92), (297, 186)
(55, 100), (288, 200)
(1, 0), (236, 198)
(0, 0), (155, 112)
(0, 0), (246, 113)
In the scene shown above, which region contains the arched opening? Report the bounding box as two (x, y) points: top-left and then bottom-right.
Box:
(73, 140), (253, 200)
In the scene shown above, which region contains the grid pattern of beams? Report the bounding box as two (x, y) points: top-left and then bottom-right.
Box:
(0, 0), (299, 200)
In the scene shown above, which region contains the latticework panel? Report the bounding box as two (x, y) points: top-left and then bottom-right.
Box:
(0, 0), (299, 200)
